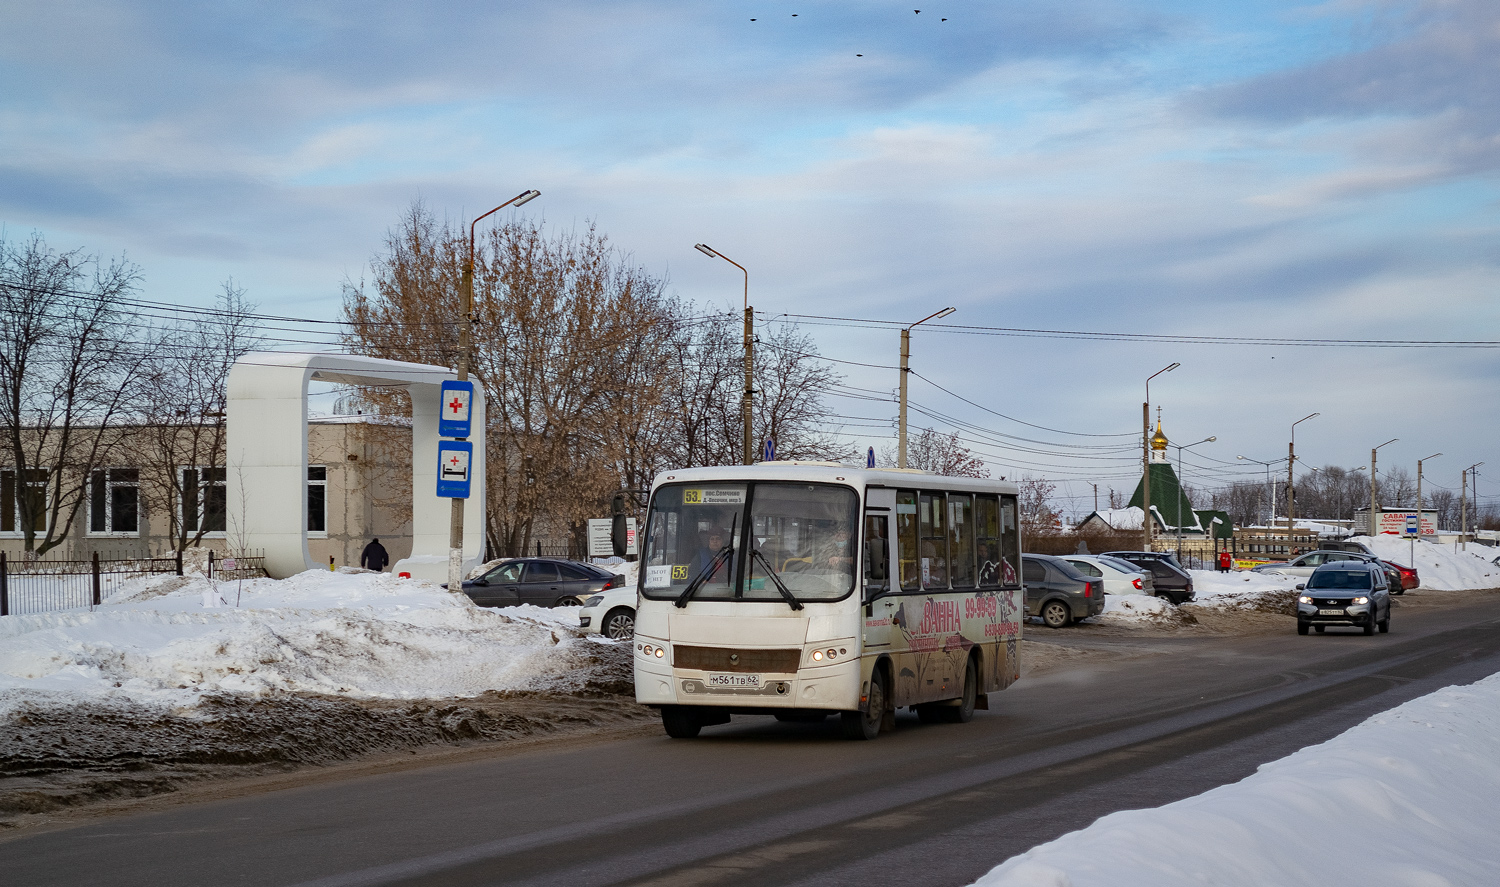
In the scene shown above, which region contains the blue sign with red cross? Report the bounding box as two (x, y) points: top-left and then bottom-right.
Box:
(438, 380), (474, 438)
(436, 440), (473, 499)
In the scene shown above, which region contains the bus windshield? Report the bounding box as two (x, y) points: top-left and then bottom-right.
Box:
(641, 481), (860, 603)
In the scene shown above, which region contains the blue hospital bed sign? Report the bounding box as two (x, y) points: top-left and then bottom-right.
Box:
(436, 440), (473, 499)
(438, 380), (474, 438)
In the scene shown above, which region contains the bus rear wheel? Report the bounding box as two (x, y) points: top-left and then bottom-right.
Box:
(942, 657), (979, 723)
(661, 706), (702, 739)
(842, 670), (887, 740)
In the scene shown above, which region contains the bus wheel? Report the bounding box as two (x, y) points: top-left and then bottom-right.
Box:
(661, 706), (702, 739)
(942, 657), (978, 723)
(842, 671), (887, 740)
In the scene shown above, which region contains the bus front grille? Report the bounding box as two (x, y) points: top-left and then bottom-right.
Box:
(673, 645), (801, 673)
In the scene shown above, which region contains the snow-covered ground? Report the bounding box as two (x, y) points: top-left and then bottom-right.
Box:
(1357, 535), (1500, 590)
(974, 669), (1500, 887)
(0, 568), (608, 718)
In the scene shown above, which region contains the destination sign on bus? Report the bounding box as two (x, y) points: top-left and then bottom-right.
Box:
(682, 488), (745, 505)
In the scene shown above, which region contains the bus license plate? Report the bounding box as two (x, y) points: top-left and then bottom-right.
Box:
(1318, 609), (1345, 616)
(707, 673), (762, 689)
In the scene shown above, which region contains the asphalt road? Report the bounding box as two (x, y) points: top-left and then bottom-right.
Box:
(8, 593), (1500, 887)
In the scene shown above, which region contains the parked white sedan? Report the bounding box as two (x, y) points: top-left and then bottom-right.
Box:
(578, 584), (637, 640)
(1062, 555), (1155, 596)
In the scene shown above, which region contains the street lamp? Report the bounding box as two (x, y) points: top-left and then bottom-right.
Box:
(1416, 452), (1442, 535)
(1237, 454), (1289, 527)
(1141, 362), (1179, 550)
(449, 189), (540, 593)
(694, 244), (754, 466)
(1171, 436), (1215, 555)
(1368, 437), (1398, 540)
(1287, 412), (1319, 553)
(897, 306), (956, 469)
(1462, 462), (1485, 548)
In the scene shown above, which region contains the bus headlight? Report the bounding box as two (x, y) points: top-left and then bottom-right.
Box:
(812, 650), (823, 661)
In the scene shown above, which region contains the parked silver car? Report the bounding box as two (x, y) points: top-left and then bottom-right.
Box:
(1061, 555), (1155, 596)
(1296, 562), (1392, 636)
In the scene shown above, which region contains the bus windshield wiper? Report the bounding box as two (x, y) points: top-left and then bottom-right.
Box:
(675, 546), (732, 608)
(751, 548), (803, 611)
(676, 515), (739, 609)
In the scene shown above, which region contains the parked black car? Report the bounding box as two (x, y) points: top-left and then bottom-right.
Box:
(448, 558), (624, 608)
(1022, 553), (1104, 628)
(1296, 561), (1392, 636)
(1101, 551), (1195, 604)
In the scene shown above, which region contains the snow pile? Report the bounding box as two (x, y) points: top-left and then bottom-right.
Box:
(1190, 569), (1300, 600)
(975, 671), (1500, 887)
(0, 569), (605, 715)
(1356, 535), (1500, 590)
(1098, 595), (1177, 623)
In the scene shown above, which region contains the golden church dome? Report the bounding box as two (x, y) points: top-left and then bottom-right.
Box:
(1150, 421), (1169, 452)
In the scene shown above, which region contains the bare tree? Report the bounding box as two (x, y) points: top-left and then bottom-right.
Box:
(1428, 488), (1456, 531)
(127, 281), (260, 552)
(341, 202), (680, 557)
(1018, 476), (1060, 538)
(879, 427), (988, 478)
(0, 232), (146, 556)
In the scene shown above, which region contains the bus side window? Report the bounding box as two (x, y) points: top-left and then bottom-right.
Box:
(896, 491), (919, 590)
(976, 495), (1001, 587)
(863, 513), (890, 596)
(1000, 494), (1021, 587)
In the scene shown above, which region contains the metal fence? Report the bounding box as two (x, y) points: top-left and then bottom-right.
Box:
(0, 550), (268, 617)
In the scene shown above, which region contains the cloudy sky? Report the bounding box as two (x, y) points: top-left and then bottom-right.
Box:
(3, 0), (1497, 517)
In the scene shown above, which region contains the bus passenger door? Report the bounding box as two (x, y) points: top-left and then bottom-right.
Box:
(862, 510), (896, 649)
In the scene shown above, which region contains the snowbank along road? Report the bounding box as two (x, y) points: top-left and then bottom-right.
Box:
(5, 580), (1500, 886)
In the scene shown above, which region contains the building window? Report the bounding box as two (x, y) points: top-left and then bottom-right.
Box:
(1, 468), (49, 535)
(182, 467), (226, 534)
(90, 469), (139, 535)
(308, 466), (327, 535)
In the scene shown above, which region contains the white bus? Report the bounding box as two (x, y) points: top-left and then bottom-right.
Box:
(634, 462), (1024, 740)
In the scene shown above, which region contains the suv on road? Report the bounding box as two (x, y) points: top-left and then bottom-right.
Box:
(1296, 561), (1392, 636)
(1100, 551), (1195, 604)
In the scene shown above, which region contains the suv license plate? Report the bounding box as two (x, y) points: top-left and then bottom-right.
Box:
(707, 673), (762, 689)
(1318, 608), (1345, 616)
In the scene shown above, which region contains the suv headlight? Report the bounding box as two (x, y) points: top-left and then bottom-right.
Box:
(1352, 596), (1369, 605)
(582, 595), (604, 609)
(1298, 595), (1312, 604)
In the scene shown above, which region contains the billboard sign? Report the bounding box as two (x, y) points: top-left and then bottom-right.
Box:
(1374, 510), (1437, 536)
(588, 518), (637, 557)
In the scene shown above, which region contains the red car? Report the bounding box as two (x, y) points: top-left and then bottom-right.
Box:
(1382, 560), (1420, 593)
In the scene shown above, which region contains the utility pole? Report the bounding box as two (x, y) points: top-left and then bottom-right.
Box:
(897, 307), (955, 469)
(1461, 468), (1469, 549)
(1463, 462), (1485, 549)
(450, 190), (539, 593)
(1368, 438), (1397, 541)
(1288, 413), (1319, 554)
(1091, 483), (1098, 513)
(694, 244), (754, 465)
(1417, 453), (1441, 538)
(1142, 363), (1178, 551)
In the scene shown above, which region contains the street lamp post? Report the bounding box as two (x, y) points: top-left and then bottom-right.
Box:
(451, 189), (541, 593)
(1287, 413), (1319, 553)
(1171, 436), (1215, 555)
(1417, 452), (1442, 533)
(1462, 462), (1485, 549)
(898, 307), (955, 469)
(694, 244), (754, 466)
(1368, 437), (1398, 541)
(1237, 454), (1288, 527)
(1141, 363), (1179, 550)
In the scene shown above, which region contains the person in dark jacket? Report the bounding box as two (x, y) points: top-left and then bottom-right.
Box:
(361, 538), (390, 572)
